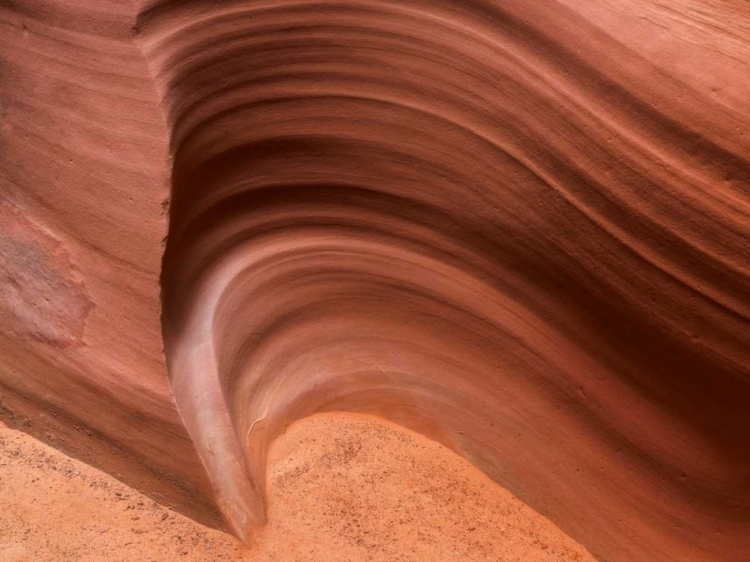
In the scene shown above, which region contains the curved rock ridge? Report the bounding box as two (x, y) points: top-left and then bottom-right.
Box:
(1, 0), (749, 560)
(138, 0), (749, 560)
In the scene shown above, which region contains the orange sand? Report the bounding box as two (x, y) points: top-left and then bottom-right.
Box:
(0, 413), (595, 561)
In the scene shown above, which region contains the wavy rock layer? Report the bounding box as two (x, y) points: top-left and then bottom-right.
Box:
(2, 0), (750, 561)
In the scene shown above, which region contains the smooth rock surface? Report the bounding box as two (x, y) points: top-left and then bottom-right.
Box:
(1, 1), (749, 560)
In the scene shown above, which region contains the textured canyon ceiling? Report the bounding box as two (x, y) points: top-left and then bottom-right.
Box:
(1, 1), (749, 560)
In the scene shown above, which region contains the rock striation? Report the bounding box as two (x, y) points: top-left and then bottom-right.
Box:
(2, 0), (749, 560)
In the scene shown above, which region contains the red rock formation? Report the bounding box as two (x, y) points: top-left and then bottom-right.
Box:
(1, 1), (749, 560)
(0, 0), (225, 527)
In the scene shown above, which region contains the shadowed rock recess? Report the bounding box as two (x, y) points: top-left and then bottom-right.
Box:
(1, 0), (749, 560)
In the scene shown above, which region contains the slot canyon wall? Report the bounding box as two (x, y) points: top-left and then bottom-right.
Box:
(1, 0), (749, 560)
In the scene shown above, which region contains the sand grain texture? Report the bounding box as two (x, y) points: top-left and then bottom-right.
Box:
(0, 414), (594, 562)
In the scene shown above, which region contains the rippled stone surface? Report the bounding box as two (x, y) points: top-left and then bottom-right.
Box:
(1, 1), (749, 560)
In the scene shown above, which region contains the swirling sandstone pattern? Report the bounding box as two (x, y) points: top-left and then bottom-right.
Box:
(1, 0), (749, 560)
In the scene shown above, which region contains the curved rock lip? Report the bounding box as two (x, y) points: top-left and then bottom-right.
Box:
(2, 0), (750, 561)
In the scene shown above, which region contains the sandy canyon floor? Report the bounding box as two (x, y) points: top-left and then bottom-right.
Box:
(0, 413), (594, 562)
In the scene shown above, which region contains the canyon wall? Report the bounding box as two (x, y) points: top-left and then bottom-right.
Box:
(0, 0), (222, 526)
(2, 0), (750, 560)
